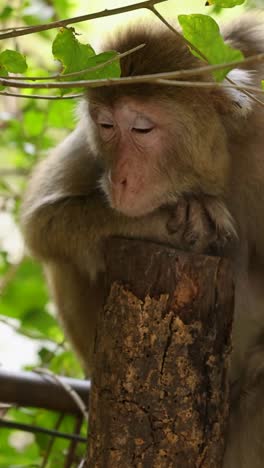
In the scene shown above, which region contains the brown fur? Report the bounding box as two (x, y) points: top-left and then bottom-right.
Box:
(21, 15), (264, 467)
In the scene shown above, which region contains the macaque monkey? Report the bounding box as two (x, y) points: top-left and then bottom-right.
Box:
(21, 13), (264, 467)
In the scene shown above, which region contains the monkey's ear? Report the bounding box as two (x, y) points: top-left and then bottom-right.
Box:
(213, 68), (256, 118)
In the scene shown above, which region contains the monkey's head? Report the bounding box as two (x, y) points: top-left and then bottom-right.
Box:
(83, 23), (254, 217)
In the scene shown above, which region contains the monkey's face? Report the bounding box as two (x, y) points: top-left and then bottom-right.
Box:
(87, 95), (230, 218)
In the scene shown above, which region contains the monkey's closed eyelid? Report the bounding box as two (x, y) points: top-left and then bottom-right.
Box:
(132, 127), (154, 134)
(99, 123), (114, 129)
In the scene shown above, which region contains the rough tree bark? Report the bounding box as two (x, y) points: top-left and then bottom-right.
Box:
(87, 238), (234, 468)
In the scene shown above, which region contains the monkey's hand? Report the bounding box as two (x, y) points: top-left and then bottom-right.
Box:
(166, 196), (238, 256)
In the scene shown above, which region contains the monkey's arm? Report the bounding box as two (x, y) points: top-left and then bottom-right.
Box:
(21, 126), (180, 372)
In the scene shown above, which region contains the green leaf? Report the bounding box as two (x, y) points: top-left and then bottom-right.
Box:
(0, 258), (64, 341)
(178, 14), (244, 81)
(23, 108), (46, 137)
(0, 64), (8, 91)
(21, 308), (63, 341)
(52, 28), (95, 72)
(48, 350), (84, 377)
(0, 259), (48, 320)
(47, 100), (75, 129)
(205, 0), (245, 6)
(0, 251), (9, 276)
(0, 50), (27, 73)
(52, 28), (120, 93)
(84, 50), (121, 80)
(52, 0), (72, 19)
(0, 6), (13, 20)
(0, 408), (41, 466)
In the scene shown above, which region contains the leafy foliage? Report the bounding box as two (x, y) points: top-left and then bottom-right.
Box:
(178, 14), (244, 80)
(0, 407), (86, 467)
(52, 27), (121, 93)
(0, 4), (85, 465)
(0, 5), (13, 20)
(0, 50), (27, 73)
(206, 0), (245, 6)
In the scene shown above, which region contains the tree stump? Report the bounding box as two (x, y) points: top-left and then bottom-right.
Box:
(87, 239), (234, 468)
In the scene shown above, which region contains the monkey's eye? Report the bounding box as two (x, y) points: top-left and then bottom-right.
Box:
(99, 123), (114, 129)
(132, 116), (154, 135)
(132, 127), (154, 134)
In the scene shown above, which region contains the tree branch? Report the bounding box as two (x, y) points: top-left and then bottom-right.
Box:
(0, 369), (90, 415)
(0, 418), (86, 443)
(0, 91), (82, 100)
(40, 414), (65, 468)
(1, 73), (263, 96)
(1, 52), (263, 85)
(149, 7), (264, 107)
(2, 44), (145, 81)
(35, 368), (88, 420)
(64, 416), (84, 468)
(0, 0), (168, 40)
(150, 5), (208, 62)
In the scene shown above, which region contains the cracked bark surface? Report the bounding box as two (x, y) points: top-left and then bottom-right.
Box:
(86, 238), (234, 468)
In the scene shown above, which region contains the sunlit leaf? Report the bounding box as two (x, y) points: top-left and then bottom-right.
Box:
(0, 50), (28, 73)
(178, 14), (244, 81)
(52, 28), (120, 94)
(21, 308), (63, 341)
(48, 350), (84, 378)
(0, 6), (13, 20)
(205, 0), (245, 6)
(47, 100), (75, 129)
(0, 64), (8, 91)
(52, 28), (95, 72)
(0, 259), (48, 320)
(23, 108), (46, 137)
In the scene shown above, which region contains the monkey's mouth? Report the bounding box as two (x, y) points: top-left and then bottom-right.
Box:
(99, 172), (171, 217)
(111, 187), (167, 218)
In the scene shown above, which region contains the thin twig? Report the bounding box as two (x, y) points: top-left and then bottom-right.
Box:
(1, 73), (263, 95)
(41, 414), (65, 468)
(1, 51), (263, 85)
(0, 316), (64, 344)
(157, 78), (264, 94)
(158, 80), (263, 106)
(0, 168), (30, 176)
(1, 43), (146, 81)
(0, 0), (168, 40)
(35, 368), (88, 420)
(64, 416), (84, 468)
(227, 76), (264, 106)
(0, 91), (82, 100)
(0, 419), (87, 442)
(78, 460), (86, 468)
(150, 5), (208, 62)
(150, 7), (264, 107)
